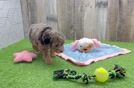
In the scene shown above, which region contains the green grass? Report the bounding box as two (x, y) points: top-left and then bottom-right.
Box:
(0, 39), (134, 88)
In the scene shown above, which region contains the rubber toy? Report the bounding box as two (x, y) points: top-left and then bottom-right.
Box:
(13, 50), (37, 63)
(95, 67), (109, 82)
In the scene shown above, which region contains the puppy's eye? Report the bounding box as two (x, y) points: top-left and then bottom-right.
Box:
(88, 45), (91, 48)
(80, 46), (82, 47)
(88, 44), (93, 48)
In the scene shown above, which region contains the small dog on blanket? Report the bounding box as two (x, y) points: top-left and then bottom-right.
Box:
(72, 38), (101, 52)
(29, 23), (65, 64)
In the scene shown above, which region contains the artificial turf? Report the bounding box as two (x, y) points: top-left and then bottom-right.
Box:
(0, 39), (134, 88)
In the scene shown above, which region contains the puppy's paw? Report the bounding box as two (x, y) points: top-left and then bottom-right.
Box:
(45, 61), (53, 65)
(51, 53), (56, 58)
(44, 57), (53, 64)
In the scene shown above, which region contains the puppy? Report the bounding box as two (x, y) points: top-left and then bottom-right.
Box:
(72, 38), (101, 52)
(29, 23), (65, 64)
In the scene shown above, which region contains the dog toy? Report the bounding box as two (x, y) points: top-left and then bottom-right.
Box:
(71, 38), (101, 52)
(95, 67), (109, 82)
(13, 50), (37, 63)
(53, 64), (126, 84)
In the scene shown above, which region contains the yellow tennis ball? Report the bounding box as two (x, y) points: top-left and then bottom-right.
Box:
(95, 67), (109, 82)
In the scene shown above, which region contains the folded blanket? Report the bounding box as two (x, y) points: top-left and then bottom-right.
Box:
(56, 43), (131, 66)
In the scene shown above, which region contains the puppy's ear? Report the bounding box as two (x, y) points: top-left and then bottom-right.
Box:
(38, 26), (52, 45)
(43, 34), (52, 45)
(39, 34), (52, 45)
(71, 40), (78, 51)
(92, 39), (101, 48)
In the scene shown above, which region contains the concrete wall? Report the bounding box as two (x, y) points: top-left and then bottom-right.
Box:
(0, 0), (24, 48)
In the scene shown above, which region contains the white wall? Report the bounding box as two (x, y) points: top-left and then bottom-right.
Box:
(0, 0), (24, 48)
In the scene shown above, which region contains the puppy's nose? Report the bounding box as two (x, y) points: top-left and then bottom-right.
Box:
(84, 49), (87, 51)
(60, 50), (63, 53)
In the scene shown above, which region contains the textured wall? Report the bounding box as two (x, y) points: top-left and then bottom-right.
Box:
(21, 0), (134, 42)
(0, 0), (24, 48)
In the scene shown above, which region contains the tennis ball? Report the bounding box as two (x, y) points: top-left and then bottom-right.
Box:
(95, 67), (109, 82)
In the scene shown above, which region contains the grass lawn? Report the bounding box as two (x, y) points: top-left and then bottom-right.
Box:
(0, 39), (134, 88)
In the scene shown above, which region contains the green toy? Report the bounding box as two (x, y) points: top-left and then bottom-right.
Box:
(53, 64), (126, 84)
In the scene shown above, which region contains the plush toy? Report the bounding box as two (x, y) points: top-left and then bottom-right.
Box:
(53, 64), (126, 84)
(13, 50), (37, 63)
(71, 38), (101, 52)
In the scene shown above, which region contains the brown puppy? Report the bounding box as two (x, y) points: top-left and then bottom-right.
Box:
(29, 23), (65, 64)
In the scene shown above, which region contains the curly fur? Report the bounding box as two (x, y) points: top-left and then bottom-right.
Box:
(29, 23), (65, 64)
